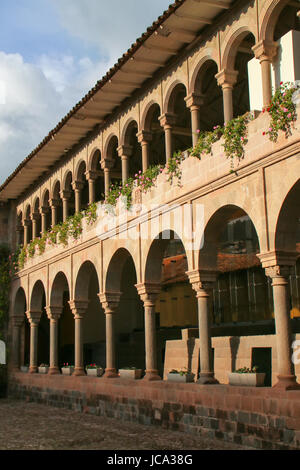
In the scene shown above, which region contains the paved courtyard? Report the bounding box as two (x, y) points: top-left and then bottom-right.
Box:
(0, 399), (251, 450)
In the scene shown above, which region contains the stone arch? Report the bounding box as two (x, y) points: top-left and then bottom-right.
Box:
(104, 133), (119, 160)
(190, 55), (219, 95)
(275, 179), (300, 253)
(14, 287), (27, 317)
(24, 203), (31, 221)
(41, 188), (50, 207)
(105, 247), (138, 292)
(33, 196), (40, 214)
(74, 260), (100, 301)
(62, 170), (73, 191)
(74, 160), (87, 182)
(51, 179), (61, 200)
(50, 272), (70, 307)
(163, 79), (187, 115)
(260, 0), (290, 43)
(141, 100), (162, 132)
(221, 26), (256, 71)
(120, 118), (138, 147)
(30, 280), (46, 312)
(88, 148), (101, 172)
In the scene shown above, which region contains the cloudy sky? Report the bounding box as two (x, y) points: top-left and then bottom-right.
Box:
(0, 0), (172, 185)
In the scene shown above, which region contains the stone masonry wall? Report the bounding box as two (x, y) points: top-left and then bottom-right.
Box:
(8, 372), (300, 450)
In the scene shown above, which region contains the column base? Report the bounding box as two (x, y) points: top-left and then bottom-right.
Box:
(73, 367), (86, 377)
(143, 370), (161, 381)
(103, 368), (118, 379)
(197, 373), (219, 385)
(273, 374), (300, 391)
(29, 367), (37, 374)
(49, 367), (60, 375)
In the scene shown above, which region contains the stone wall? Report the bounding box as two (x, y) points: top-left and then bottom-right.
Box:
(8, 372), (300, 450)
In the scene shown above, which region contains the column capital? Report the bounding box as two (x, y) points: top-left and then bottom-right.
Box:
(45, 305), (63, 321)
(117, 144), (133, 158)
(85, 170), (100, 181)
(264, 265), (291, 282)
(39, 205), (50, 215)
(23, 218), (31, 227)
(60, 189), (72, 200)
(137, 130), (152, 144)
(101, 159), (115, 170)
(49, 198), (60, 208)
(159, 113), (176, 128)
(186, 270), (217, 294)
(215, 69), (238, 88)
(26, 310), (42, 324)
(257, 251), (297, 270)
(252, 40), (278, 61)
(184, 93), (205, 109)
(72, 181), (85, 192)
(30, 212), (40, 222)
(135, 283), (161, 306)
(68, 299), (89, 318)
(98, 292), (121, 314)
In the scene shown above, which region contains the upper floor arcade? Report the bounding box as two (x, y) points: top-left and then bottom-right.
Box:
(0, 0), (299, 256)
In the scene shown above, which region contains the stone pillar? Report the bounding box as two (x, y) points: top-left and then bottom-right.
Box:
(49, 199), (60, 227)
(98, 292), (121, 378)
(68, 300), (89, 376)
(159, 113), (176, 163)
(40, 206), (49, 234)
(187, 270), (219, 384)
(85, 170), (99, 205)
(23, 219), (31, 246)
(72, 181), (84, 213)
(101, 160), (114, 198)
(252, 41), (277, 108)
(16, 225), (23, 246)
(60, 190), (72, 222)
(136, 283), (161, 381)
(137, 131), (152, 172)
(31, 213), (39, 240)
(216, 69), (238, 124)
(45, 306), (62, 375)
(26, 310), (42, 374)
(117, 145), (133, 183)
(185, 93), (204, 147)
(265, 265), (300, 390)
(11, 316), (23, 370)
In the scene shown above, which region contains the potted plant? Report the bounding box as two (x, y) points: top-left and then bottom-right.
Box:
(167, 368), (195, 383)
(20, 364), (29, 373)
(85, 364), (104, 377)
(228, 366), (266, 386)
(119, 367), (143, 380)
(61, 363), (74, 376)
(38, 364), (49, 374)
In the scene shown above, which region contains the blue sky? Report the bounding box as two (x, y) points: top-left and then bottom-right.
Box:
(0, 0), (172, 184)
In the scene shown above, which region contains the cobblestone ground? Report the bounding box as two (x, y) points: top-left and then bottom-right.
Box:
(0, 399), (251, 450)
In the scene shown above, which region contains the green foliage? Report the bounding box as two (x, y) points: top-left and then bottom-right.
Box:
(262, 81), (299, 142)
(84, 202), (98, 225)
(166, 151), (185, 186)
(135, 165), (163, 193)
(189, 126), (223, 159)
(222, 112), (253, 170)
(234, 366), (258, 374)
(0, 245), (10, 341)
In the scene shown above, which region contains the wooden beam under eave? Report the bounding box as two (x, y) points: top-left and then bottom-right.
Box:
(192, 0), (231, 9)
(174, 13), (213, 24)
(141, 44), (178, 55)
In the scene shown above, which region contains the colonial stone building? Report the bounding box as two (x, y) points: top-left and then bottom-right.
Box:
(1, 0), (300, 449)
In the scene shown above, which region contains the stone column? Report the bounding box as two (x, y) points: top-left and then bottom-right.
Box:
(265, 265), (300, 390)
(117, 145), (133, 183)
(136, 283), (161, 381)
(216, 69), (238, 124)
(98, 292), (121, 378)
(252, 41), (277, 108)
(187, 270), (219, 384)
(68, 300), (89, 376)
(49, 199), (60, 227)
(11, 316), (24, 370)
(85, 170), (99, 205)
(16, 225), (23, 246)
(137, 131), (152, 172)
(23, 219), (31, 246)
(101, 160), (114, 198)
(40, 206), (49, 234)
(159, 113), (176, 163)
(26, 310), (42, 374)
(45, 306), (62, 375)
(31, 213), (39, 240)
(72, 181), (84, 213)
(185, 93), (204, 147)
(60, 190), (72, 222)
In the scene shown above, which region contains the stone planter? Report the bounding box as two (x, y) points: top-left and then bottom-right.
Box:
(228, 372), (266, 387)
(167, 372), (195, 383)
(20, 366), (29, 373)
(119, 369), (143, 380)
(38, 366), (49, 374)
(61, 367), (74, 376)
(86, 367), (104, 377)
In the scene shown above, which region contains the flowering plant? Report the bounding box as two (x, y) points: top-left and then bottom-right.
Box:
(166, 151), (185, 186)
(86, 363), (103, 369)
(262, 81), (299, 142)
(222, 112), (253, 169)
(169, 368), (190, 376)
(234, 366), (258, 374)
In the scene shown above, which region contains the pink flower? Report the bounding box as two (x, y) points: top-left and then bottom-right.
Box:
(287, 113), (291, 119)
(196, 129), (200, 134)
